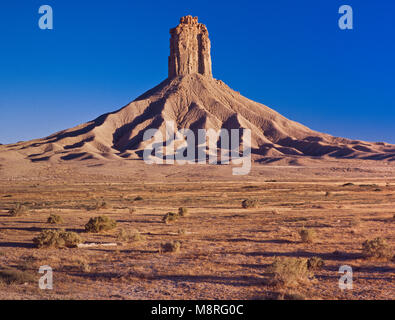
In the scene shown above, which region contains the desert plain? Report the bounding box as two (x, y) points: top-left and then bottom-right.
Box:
(0, 158), (394, 300)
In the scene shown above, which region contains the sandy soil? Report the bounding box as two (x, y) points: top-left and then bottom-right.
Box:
(0, 159), (394, 300)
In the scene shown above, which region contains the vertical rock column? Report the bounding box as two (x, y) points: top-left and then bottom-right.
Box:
(168, 16), (212, 79)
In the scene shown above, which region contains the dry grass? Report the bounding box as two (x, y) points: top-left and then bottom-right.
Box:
(85, 216), (117, 233)
(33, 229), (82, 248)
(241, 199), (258, 209)
(268, 257), (312, 288)
(162, 212), (179, 224)
(362, 237), (393, 261)
(299, 228), (315, 243)
(47, 214), (63, 224)
(161, 241), (181, 253)
(0, 269), (35, 285)
(8, 203), (28, 217)
(0, 175), (394, 299)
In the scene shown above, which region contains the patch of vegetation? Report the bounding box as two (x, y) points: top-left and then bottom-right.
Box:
(128, 208), (136, 215)
(87, 199), (109, 211)
(362, 237), (392, 261)
(33, 229), (82, 248)
(0, 268), (35, 285)
(325, 191), (332, 197)
(342, 183), (354, 187)
(161, 241), (181, 253)
(178, 207), (189, 217)
(117, 228), (145, 242)
(268, 257), (312, 287)
(359, 184), (379, 188)
(134, 196), (143, 201)
(241, 199), (258, 209)
(8, 203), (28, 217)
(299, 228), (315, 243)
(47, 214), (63, 224)
(307, 257), (324, 271)
(85, 216), (117, 233)
(162, 212), (179, 224)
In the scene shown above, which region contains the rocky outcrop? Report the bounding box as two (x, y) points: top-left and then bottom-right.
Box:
(168, 15), (212, 79)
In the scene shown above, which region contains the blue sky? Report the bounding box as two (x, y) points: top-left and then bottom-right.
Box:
(0, 0), (394, 144)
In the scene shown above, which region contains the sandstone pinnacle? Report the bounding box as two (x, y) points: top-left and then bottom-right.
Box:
(168, 15), (212, 79)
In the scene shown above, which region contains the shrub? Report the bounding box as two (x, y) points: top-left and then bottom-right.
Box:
(307, 257), (324, 271)
(268, 257), (312, 287)
(299, 228), (315, 243)
(325, 191), (331, 197)
(162, 212), (179, 224)
(161, 241), (181, 253)
(134, 196), (143, 201)
(242, 199), (258, 209)
(178, 207), (189, 217)
(362, 237), (392, 260)
(85, 216), (117, 233)
(47, 214), (63, 224)
(9, 203), (28, 217)
(87, 199), (109, 211)
(0, 269), (35, 285)
(128, 208), (136, 215)
(117, 228), (145, 242)
(33, 229), (81, 248)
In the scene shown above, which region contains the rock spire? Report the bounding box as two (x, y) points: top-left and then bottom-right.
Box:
(168, 16), (212, 79)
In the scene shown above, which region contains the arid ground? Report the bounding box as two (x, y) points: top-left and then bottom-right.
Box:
(0, 159), (394, 300)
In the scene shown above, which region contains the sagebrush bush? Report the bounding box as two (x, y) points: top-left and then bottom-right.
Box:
(117, 228), (145, 242)
(299, 228), (315, 243)
(241, 199), (258, 209)
(85, 216), (117, 233)
(47, 214), (63, 224)
(33, 229), (82, 248)
(87, 199), (109, 211)
(178, 207), (189, 217)
(0, 268), (35, 285)
(134, 196), (143, 201)
(161, 241), (181, 253)
(162, 212), (179, 224)
(268, 257), (312, 287)
(307, 257), (324, 271)
(362, 237), (392, 260)
(9, 203), (28, 217)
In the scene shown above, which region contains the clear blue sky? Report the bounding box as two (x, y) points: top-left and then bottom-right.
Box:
(0, 0), (394, 144)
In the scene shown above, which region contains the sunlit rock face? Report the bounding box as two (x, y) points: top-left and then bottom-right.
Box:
(168, 15), (212, 79)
